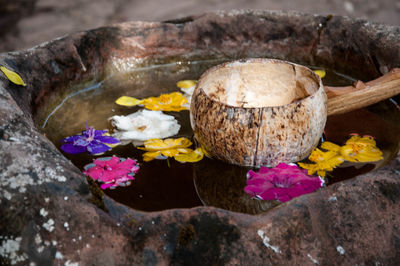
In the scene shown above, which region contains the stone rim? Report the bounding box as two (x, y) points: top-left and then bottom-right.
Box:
(0, 9), (399, 265)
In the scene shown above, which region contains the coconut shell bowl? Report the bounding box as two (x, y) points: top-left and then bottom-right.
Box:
(190, 58), (400, 167)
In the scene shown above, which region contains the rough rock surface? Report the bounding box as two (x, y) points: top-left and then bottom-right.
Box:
(0, 0), (400, 53)
(0, 10), (400, 265)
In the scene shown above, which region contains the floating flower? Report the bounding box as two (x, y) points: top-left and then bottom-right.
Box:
(298, 147), (344, 177)
(313, 69), (326, 78)
(115, 92), (188, 112)
(83, 156), (139, 189)
(138, 137), (194, 162)
(177, 80), (197, 106)
(322, 135), (383, 163)
(110, 110), (180, 146)
(244, 163), (323, 202)
(60, 125), (120, 155)
(174, 147), (204, 163)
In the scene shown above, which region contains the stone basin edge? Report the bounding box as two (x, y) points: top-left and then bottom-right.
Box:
(0, 10), (399, 265)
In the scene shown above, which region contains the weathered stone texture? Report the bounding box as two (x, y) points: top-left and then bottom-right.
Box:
(0, 10), (399, 265)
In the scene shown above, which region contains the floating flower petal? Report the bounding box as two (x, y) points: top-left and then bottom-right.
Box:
(110, 110), (180, 146)
(138, 137), (193, 162)
(60, 126), (120, 155)
(244, 163), (323, 202)
(177, 80), (197, 106)
(83, 156), (139, 190)
(115, 92), (188, 112)
(174, 147), (204, 163)
(298, 148), (344, 177)
(339, 135), (383, 162)
(115, 96), (143, 106)
(313, 69), (326, 78)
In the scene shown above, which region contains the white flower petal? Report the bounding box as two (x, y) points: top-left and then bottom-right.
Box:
(110, 110), (180, 145)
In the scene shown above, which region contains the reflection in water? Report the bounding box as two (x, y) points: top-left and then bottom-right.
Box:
(35, 59), (400, 214)
(193, 158), (280, 215)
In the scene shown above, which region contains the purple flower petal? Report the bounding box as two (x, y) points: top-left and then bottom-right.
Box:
(87, 142), (111, 155)
(94, 129), (108, 137)
(96, 135), (120, 144)
(61, 143), (87, 154)
(61, 135), (81, 143)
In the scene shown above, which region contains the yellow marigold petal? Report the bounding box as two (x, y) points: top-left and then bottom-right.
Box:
(161, 149), (180, 157)
(313, 69), (326, 78)
(297, 162), (317, 174)
(175, 148), (204, 163)
(177, 80), (197, 89)
(321, 141), (341, 152)
(138, 138), (168, 151)
(317, 170), (327, 177)
(199, 147), (211, 158)
(308, 148), (339, 162)
(142, 151), (162, 161)
(346, 135), (377, 147)
(176, 148), (192, 154)
(115, 96), (143, 106)
(0, 66), (26, 86)
(176, 137), (192, 148)
(140, 92), (188, 112)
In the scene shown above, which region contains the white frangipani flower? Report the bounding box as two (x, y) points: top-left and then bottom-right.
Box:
(110, 110), (180, 146)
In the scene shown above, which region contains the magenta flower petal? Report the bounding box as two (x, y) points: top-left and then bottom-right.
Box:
(84, 166), (104, 180)
(244, 163), (323, 202)
(100, 183), (115, 189)
(61, 143), (87, 154)
(83, 156), (140, 190)
(106, 156), (121, 167)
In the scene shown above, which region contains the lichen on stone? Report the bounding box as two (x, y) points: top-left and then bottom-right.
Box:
(85, 176), (108, 212)
(177, 224), (196, 246)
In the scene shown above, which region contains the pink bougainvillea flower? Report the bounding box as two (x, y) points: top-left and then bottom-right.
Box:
(244, 163), (324, 203)
(83, 156), (139, 189)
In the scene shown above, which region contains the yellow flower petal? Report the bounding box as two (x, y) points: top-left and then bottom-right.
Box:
(314, 69), (326, 78)
(0, 66), (26, 86)
(177, 80), (197, 89)
(142, 92), (188, 111)
(142, 151), (162, 161)
(175, 148), (204, 163)
(161, 149), (181, 157)
(115, 96), (143, 106)
(103, 133), (120, 148)
(138, 137), (195, 162)
(321, 141), (341, 152)
(340, 135), (383, 162)
(299, 147), (344, 177)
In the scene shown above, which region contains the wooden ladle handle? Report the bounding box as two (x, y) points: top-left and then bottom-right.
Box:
(325, 68), (400, 116)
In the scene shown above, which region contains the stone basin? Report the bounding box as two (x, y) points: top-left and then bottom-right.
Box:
(1, 10), (400, 265)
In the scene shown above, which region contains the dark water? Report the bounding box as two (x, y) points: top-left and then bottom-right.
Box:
(35, 59), (400, 214)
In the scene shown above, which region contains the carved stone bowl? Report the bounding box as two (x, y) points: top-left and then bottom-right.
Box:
(1, 10), (400, 265)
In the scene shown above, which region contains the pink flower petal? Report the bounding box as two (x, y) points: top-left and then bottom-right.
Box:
(244, 163), (323, 202)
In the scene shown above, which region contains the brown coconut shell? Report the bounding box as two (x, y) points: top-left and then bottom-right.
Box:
(190, 58), (327, 167)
